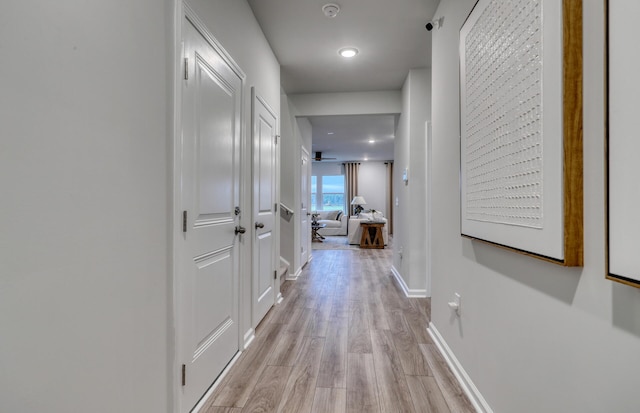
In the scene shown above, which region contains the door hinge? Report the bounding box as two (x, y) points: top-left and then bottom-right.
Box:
(274, 270), (277, 280)
(182, 211), (187, 233)
(275, 135), (279, 145)
(184, 57), (189, 80)
(274, 203), (278, 212)
(182, 364), (186, 386)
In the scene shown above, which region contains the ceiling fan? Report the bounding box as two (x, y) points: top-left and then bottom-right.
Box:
(313, 151), (336, 161)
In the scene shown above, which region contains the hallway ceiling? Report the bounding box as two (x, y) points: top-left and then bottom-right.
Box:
(309, 114), (397, 162)
(248, 0), (439, 94)
(248, 0), (439, 161)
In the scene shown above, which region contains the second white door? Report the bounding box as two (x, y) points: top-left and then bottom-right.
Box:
(252, 89), (278, 326)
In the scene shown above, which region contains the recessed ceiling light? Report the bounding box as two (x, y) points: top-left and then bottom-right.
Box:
(368, 139), (375, 144)
(338, 47), (359, 58)
(364, 157), (369, 161)
(327, 132), (334, 135)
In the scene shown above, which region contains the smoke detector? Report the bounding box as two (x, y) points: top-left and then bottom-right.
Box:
(322, 3), (340, 18)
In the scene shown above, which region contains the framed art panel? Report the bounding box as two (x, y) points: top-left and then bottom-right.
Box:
(606, 0), (640, 287)
(460, 0), (583, 266)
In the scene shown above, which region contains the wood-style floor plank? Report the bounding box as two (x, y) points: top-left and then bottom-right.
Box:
(306, 296), (332, 338)
(311, 387), (346, 413)
(346, 353), (380, 413)
(269, 288), (306, 325)
(366, 297), (390, 330)
(370, 329), (416, 413)
(269, 309), (313, 367)
(403, 306), (433, 345)
(347, 300), (373, 354)
(316, 316), (349, 388)
(420, 344), (475, 413)
(277, 337), (325, 413)
(209, 322), (285, 408)
(241, 365), (291, 413)
(406, 375), (452, 413)
(202, 407), (242, 413)
(330, 293), (350, 319)
(387, 309), (431, 376)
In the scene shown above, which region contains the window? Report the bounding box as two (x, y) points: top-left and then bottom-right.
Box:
(311, 176), (317, 209)
(321, 175), (344, 211)
(311, 174), (345, 212)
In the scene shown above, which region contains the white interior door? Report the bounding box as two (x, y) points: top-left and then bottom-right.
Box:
(179, 16), (243, 413)
(252, 89), (278, 326)
(300, 148), (310, 264)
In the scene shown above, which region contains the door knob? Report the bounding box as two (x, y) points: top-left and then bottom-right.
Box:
(307, 212), (311, 216)
(255, 222), (265, 229)
(235, 226), (246, 235)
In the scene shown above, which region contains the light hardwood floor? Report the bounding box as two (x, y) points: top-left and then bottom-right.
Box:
(202, 246), (475, 413)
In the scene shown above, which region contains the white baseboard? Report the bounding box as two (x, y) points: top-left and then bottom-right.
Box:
(191, 350), (242, 413)
(427, 322), (493, 413)
(390, 266), (427, 298)
(243, 328), (255, 350)
(286, 267), (302, 281)
(279, 256), (290, 269)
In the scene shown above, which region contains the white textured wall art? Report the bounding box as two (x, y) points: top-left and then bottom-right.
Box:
(464, 0), (543, 228)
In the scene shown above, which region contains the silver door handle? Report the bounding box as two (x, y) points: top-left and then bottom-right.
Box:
(235, 226), (246, 235)
(255, 222), (265, 229)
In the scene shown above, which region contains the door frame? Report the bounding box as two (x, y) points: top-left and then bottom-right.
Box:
(171, 3), (248, 412)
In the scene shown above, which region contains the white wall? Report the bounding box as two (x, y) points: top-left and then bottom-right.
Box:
(392, 69), (431, 295)
(312, 162), (343, 178)
(0, 1), (172, 412)
(431, 1), (640, 412)
(298, 118), (313, 156)
(289, 91), (401, 117)
(358, 162), (388, 217)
